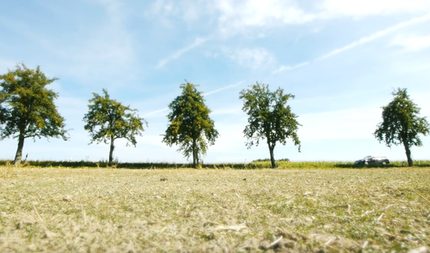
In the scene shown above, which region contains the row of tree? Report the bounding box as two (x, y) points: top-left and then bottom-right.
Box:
(1, 65), (429, 167)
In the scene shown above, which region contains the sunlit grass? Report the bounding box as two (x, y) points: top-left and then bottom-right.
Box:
(1, 167), (429, 252)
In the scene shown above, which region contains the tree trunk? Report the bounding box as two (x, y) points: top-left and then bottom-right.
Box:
(192, 139), (198, 168)
(14, 133), (25, 166)
(109, 136), (115, 166)
(267, 142), (276, 168)
(403, 142), (413, 167)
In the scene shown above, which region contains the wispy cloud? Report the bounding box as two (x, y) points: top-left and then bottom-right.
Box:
(317, 14), (430, 61)
(143, 81), (246, 118)
(216, 0), (315, 36)
(149, 1), (430, 74)
(391, 34), (430, 52)
(204, 81), (245, 96)
(226, 47), (276, 70)
(142, 107), (169, 118)
(156, 37), (209, 69)
(147, 0), (214, 27)
(275, 13), (430, 74)
(321, 0), (430, 18)
(273, 61), (310, 74)
(147, 0), (430, 37)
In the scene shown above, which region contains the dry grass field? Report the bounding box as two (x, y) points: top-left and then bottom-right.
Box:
(1, 166), (429, 252)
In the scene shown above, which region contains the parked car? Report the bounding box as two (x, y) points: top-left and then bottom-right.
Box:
(354, 156), (390, 167)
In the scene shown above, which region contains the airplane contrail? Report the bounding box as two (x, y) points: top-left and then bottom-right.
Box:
(274, 13), (430, 74)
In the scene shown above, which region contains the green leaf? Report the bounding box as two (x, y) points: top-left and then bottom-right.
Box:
(163, 82), (218, 167)
(240, 82), (301, 168)
(83, 89), (146, 161)
(374, 88), (429, 165)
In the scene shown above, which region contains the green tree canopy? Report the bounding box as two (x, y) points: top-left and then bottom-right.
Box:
(0, 64), (67, 165)
(375, 88), (429, 166)
(163, 82), (218, 168)
(83, 89), (145, 165)
(240, 82), (301, 168)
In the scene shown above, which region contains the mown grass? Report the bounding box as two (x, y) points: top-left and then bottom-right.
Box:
(1, 166), (429, 252)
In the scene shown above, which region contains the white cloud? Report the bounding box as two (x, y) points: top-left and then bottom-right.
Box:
(227, 47), (276, 69)
(215, 0), (430, 36)
(148, 0), (175, 17)
(216, 0), (315, 35)
(391, 34), (430, 52)
(148, 0), (313, 37)
(273, 61), (310, 74)
(147, 0), (213, 26)
(142, 107), (169, 118)
(275, 14), (430, 74)
(141, 81), (244, 118)
(203, 81), (245, 96)
(149, 1), (430, 72)
(156, 37), (209, 69)
(319, 14), (430, 60)
(148, 0), (430, 38)
(321, 0), (430, 18)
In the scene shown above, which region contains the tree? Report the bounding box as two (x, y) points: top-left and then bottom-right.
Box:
(0, 94), (6, 124)
(83, 89), (145, 165)
(374, 88), (429, 166)
(240, 82), (301, 168)
(0, 64), (67, 165)
(163, 82), (218, 168)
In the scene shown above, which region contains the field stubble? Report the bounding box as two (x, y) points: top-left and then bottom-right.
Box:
(0, 167), (429, 252)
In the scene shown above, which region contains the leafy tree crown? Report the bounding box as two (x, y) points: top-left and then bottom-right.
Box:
(240, 82), (301, 150)
(163, 82), (218, 160)
(83, 89), (145, 146)
(0, 64), (67, 140)
(375, 88), (429, 147)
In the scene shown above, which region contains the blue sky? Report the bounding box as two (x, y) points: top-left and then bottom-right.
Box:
(1, 0), (430, 163)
